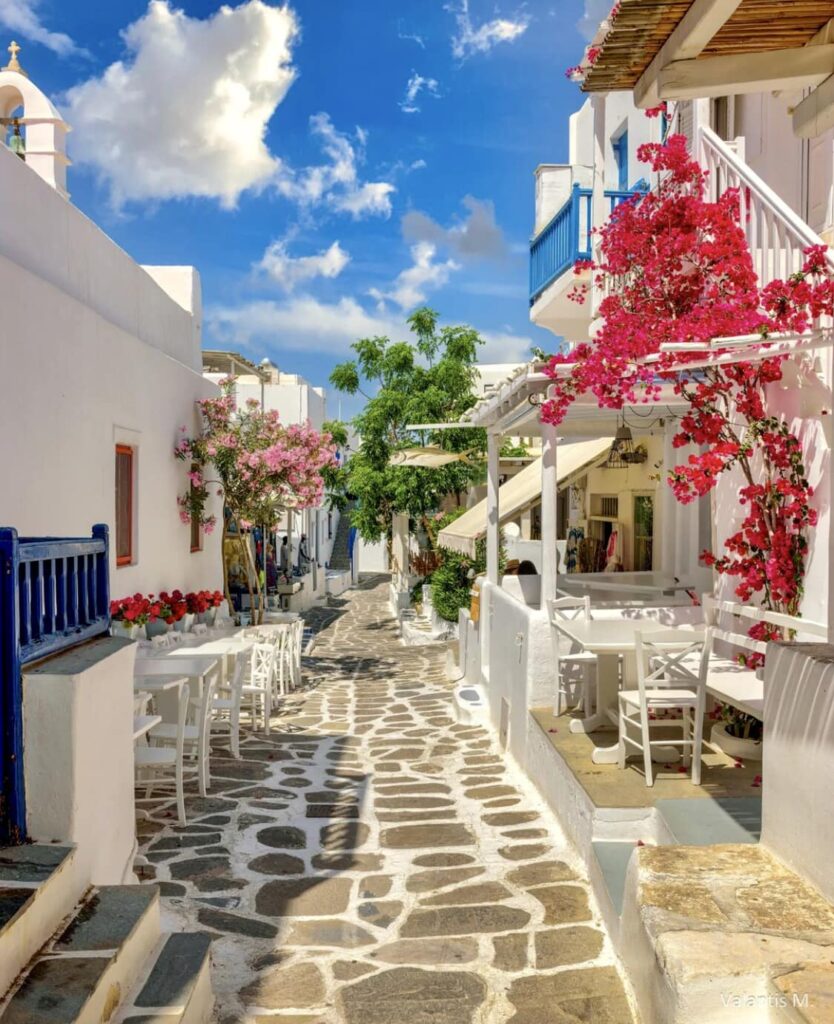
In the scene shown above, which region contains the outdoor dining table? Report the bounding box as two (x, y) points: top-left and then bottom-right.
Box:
(133, 715), (162, 742)
(552, 617), (701, 765)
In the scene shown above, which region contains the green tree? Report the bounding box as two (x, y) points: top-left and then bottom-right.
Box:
(329, 307), (485, 544)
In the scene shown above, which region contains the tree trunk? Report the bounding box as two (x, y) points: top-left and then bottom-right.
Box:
(221, 515), (234, 614)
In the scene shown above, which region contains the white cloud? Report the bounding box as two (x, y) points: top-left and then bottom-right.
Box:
(207, 295), (403, 354)
(207, 292), (530, 362)
(256, 239), (350, 291)
(449, 0), (529, 60)
(478, 328), (534, 363)
(369, 241), (459, 311)
(65, 0), (297, 209)
(400, 72), (440, 114)
(398, 24), (425, 48)
(403, 196), (507, 260)
(577, 0), (610, 41)
(276, 112), (395, 219)
(0, 0), (80, 56)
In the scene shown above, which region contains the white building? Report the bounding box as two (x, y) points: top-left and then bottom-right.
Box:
(0, 48), (222, 596)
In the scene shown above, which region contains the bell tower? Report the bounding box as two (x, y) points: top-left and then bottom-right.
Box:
(0, 41), (71, 199)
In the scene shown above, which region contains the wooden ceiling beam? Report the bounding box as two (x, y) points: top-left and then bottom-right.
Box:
(634, 0), (744, 107)
(658, 44), (834, 101)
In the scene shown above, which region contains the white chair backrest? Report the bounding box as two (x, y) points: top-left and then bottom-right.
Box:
(635, 629), (710, 698)
(151, 633), (171, 649)
(192, 623), (209, 636)
(199, 666), (220, 731)
(168, 631), (184, 645)
(251, 643), (275, 686)
(548, 595), (591, 624)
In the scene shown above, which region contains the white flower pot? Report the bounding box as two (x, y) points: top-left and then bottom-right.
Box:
(710, 722), (763, 761)
(111, 622), (144, 641)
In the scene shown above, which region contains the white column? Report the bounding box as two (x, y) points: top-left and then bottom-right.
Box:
(392, 512), (410, 590)
(486, 431), (501, 586)
(540, 420), (558, 611)
(591, 93), (607, 318)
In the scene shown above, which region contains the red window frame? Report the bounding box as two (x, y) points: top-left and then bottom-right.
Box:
(115, 445), (134, 567)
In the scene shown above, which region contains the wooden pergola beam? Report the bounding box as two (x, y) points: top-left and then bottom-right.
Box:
(634, 0), (743, 108)
(658, 44), (834, 101)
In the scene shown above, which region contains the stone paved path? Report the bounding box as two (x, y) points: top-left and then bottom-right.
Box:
(137, 576), (635, 1023)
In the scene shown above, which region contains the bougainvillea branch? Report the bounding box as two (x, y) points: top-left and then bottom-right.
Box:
(540, 133), (831, 645)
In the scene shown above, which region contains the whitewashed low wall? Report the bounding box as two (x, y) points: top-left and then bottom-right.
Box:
(762, 642), (834, 902)
(23, 636), (137, 886)
(482, 581), (553, 764)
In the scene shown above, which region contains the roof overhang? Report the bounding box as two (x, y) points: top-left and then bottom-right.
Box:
(577, 0), (834, 138)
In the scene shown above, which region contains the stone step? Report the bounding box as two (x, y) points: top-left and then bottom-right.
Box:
(0, 884), (160, 1024)
(0, 844), (80, 1001)
(116, 932), (213, 1024)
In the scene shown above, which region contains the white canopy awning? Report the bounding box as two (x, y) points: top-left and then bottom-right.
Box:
(437, 437), (613, 557)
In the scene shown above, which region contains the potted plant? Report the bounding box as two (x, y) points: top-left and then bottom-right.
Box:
(709, 704), (763, 761)
(205, 589), (224, 625)
(161, 590), (190, 632)
(144, 594), (169, 638)
(110, 594), (151, 640)
(187, 590), (209, 623)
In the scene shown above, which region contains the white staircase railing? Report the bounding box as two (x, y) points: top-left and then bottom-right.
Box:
(698, 124), (834, 285)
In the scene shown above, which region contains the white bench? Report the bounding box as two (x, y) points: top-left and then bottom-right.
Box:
(702, 597), (828, 721)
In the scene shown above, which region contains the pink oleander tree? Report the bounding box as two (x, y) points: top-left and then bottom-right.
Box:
(540, 134), (832, 692)
(176, 378), (337, 622)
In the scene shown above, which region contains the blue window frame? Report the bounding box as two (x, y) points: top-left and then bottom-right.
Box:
(613, 130), (628, 191)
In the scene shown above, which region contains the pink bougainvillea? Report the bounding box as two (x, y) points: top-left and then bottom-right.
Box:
(540, 133), (829, 624)
(176, 379), (337, 621)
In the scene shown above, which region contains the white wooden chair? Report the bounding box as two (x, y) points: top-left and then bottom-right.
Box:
(548, 596), (601, 717)
(135, 683), (190, 824)
(167, 631), (184, 646)
(149, 666), (219, 796)
(289, 619), (304, 690)
(618, 629), (710, 787)
(192, 622), (209, 637)
(211, 651), (246, 758)
(150, 633), (171, 649)
(267, 623), (294, 695)
(242, 643), (276, 733)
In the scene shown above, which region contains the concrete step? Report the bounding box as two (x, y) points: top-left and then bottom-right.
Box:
(0, 883), (160, 1024)
(590, 840), (635, 921)
(116, 933), (213, 1024)
(0, 844), (80, 1001)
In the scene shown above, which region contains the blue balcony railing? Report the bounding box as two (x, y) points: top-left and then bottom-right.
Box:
(529, 182), (648, 305)
(0, 525), (110, 843)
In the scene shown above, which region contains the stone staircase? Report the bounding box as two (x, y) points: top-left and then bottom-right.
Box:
(0, 844), (212, 1024)
(328, 504), (354, 571)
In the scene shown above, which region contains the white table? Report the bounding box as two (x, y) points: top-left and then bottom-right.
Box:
(133, 715), (162, 742)
(133, 673), (189, 693)
(554, 617), (700, 764)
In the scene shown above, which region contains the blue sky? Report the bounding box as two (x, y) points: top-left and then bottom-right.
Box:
(3, 0), (601, 415)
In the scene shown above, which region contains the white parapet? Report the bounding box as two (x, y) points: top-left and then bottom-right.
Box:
(762, 641), (834, 903)
(23, 635), (137, 886)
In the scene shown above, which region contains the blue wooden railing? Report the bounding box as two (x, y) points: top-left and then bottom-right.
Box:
(529, 182), (648, 305)
(0, 525), (110, 843)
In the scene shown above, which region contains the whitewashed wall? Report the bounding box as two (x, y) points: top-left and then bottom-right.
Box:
(0, 143), (222, 596)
